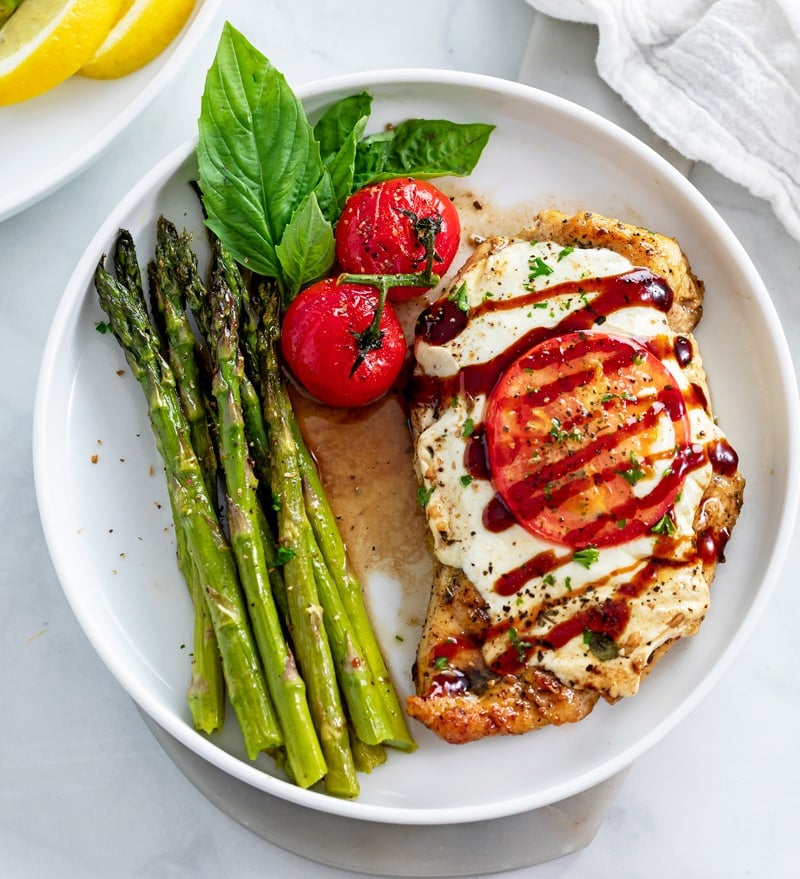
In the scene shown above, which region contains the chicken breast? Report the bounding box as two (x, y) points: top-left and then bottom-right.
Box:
(406, 210), (744, 745)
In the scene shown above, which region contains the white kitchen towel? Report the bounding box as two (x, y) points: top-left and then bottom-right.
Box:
(526, 0), (800, 243)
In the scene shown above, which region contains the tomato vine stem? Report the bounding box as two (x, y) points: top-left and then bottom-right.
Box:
(337, 271), (439, 376)
(336, 208), (443, 376)
(397, 209), (443, 282)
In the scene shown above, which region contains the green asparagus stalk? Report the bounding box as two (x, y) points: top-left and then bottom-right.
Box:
(213, 243), (390, 777)
(239, 370), (273, 505)
(220, 230), (414, 751)
(246, 258), (398, 738)
(257, 290), (360, 797)
(293, 427), (416, 752)
(306, 534), (394, 746)
(183, 548), (225, 732)
(205, 256), (327, 789)
(150, 217), (218, 496)
(175, 228), (213, 338)
(349, 728), (388, 774)
(94, 253), (281, 760)
(113, 229), (225, 735)
(172, 231), (285, 601)
(214, 259), (392, 747)
(170, 229), (298, 725)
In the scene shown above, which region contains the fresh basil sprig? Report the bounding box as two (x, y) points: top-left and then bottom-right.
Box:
(197, 23), (494, 304)
(353, 118), (494, 192)
(197, 24), (335, 301)
(313, 91), (373, 213)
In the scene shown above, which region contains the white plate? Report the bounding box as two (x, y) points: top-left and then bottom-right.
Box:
(0, 0), (221, 222)
(33, 70), (800, 826)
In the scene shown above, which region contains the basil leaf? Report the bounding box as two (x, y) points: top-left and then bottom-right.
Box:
(197, 24), (329, 282)
(315, 93), (373, 160)
(314, 92), (372, 211)
(275, 191), (335, 302)
(353, 119), (495, 191)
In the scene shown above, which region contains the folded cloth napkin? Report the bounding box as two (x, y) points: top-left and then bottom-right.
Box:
(526, 0), (800, 242)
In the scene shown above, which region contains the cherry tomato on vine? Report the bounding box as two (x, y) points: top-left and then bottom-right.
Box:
(485, 331), (692, 549)
(281, 278), (407, 408)
(335, 177), (461, 301)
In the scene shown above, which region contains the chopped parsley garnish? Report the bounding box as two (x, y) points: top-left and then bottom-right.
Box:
(460, 474), (474, 487)
(557, 246), (575, 261)
(618, 452), (646, 485)
(416, 485), (434, 507)
(95, 320), (111, 334)
(602, 390), (636, 403)
(434, 655), (450, 671)
(462, 417), (475, 438)
(572, 546), (600, 568)
(583, 629), (619, 661)
(508, 627), (533, 662)
(651, 513), (676, 536)
(549, 417), (582, 444)
(528, 255), (554, 280)
(448, 281), (470, 313)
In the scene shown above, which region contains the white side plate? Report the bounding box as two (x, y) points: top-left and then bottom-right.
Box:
(0, 0), (222, 222)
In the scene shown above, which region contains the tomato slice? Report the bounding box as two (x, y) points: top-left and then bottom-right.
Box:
(335, 177), (461, 301)
(485, 332), (691, 548)
(281, 278), (406, 408)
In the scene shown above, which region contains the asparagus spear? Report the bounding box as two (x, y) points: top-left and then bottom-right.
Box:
(306, 534), (394, 746)
(211, 244), (389, 777)
(170, 234), (288, 627)
(233, 256), (399, 748)
(349, 728), (388, 774)
(205, 254), (327, 789)
(150, 218), (218, 497)
(174, 228), (212, 338)
(293, 426), (416, 752)
(113, 229), (225, 735)
(183, 545), (225, 733)
(256, 289), (360, 797)
(94, 253), (281, 760)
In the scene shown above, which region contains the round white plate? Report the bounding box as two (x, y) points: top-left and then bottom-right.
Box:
(0, 0), (221, 222)
(33, 70), (800, 827)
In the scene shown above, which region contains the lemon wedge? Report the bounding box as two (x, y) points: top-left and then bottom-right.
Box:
(80, 0), (196, 80)
(0, 0), (125, 105)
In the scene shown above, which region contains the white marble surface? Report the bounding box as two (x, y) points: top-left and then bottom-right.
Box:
(1, 1), (798, 876)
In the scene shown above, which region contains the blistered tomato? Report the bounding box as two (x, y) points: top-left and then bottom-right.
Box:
(335, 177), (461, 300)
(281, 278), (406, 407)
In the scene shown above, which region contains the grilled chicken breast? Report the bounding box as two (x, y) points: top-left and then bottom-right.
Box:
(406, 210), (744, 744)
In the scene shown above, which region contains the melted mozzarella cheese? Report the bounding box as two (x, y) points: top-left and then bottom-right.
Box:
(413, 238), (725, 699)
